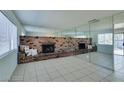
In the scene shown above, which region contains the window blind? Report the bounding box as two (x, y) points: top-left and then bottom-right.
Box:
(0, 12), (17, 57)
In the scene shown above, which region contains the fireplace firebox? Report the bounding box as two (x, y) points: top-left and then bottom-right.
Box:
(42, 44), (55, 53)
(79, 43), (86, 49)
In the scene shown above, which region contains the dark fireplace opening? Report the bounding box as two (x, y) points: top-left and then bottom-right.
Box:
(42, 44), (55, 53)
(79, 43), (86, 49)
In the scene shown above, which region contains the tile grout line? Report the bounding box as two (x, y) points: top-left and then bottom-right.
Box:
(43, 63), (53, 81)
(34, 63), (39, 82)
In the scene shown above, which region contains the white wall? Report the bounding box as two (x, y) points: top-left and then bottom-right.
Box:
(0, 10), (26, 81)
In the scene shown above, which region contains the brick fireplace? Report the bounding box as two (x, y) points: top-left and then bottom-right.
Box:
(19, 36), (93, 63)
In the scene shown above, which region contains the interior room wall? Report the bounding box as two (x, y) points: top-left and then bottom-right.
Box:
(19, 36), (91, 63)
(20, 36), (91, 53)
(0, 10), (26, 81)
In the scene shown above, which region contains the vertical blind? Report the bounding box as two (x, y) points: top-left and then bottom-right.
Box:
(0, 12), (17, 57)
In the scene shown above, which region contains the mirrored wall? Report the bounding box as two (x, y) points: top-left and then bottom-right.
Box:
(52, 12), (124, 71)
(90, 16), (114, 70)
(75, 24), (90, 63)
(113, 12), (124, 71)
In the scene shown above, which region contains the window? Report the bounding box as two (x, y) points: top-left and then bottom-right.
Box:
(104, 33), (113, 45)
(0, 12), (17, 57)
(98, 34), (105, 44)
(98, 33), (113, 45)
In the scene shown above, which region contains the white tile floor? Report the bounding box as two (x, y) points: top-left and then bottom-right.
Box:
(90, 52), (113, 70)
(9, 54), (124, 82)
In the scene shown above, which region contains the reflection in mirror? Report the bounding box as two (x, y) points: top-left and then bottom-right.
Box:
(114, 12), (124, 71)
(90, 16), (114, 70)
(52, 16), (114, 71)
(75, 24), (90, 63)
